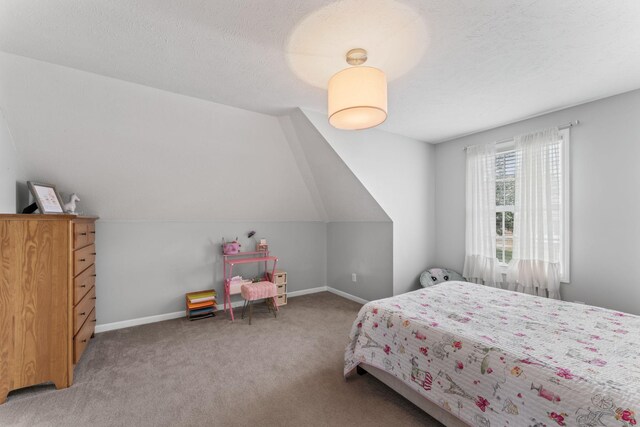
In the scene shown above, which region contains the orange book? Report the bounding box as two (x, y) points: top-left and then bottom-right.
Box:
(187, 300), (216, 310)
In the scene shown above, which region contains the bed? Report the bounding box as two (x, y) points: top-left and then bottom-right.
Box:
(345, 281), (639, 427)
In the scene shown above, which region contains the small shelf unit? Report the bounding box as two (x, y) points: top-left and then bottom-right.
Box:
(267, 270), (288, 306)
(185, 289), (217, 320)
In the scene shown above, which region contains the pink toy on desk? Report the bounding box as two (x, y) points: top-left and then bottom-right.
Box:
(222, 238), (241, 255)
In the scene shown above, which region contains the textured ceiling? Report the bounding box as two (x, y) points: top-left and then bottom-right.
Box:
(287, 0), (428, 88)
(1, 0), (640, 142)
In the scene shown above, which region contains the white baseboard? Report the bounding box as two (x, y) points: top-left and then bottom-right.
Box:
(95, 300), (246, 333)
(326, 287), (369, 305)
(95, 286), (331, 333)
(287, 286), (327, 297)
(95, 311), (186, 333)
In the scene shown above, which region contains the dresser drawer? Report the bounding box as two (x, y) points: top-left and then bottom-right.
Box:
(276, 284), (286, 295)
(74, 286), (96, 335)
(74, 308), (95, 364)
(73, 222), (89, 248)
(275, 294), (287, 306)
(74, 244), (95, 276)
(87, 222), (96, 244)
(74, 264), (96, 305)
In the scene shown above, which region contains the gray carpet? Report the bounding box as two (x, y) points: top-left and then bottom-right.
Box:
(1, 292), (442, 426)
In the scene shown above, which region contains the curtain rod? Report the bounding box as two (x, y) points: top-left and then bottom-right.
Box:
(464, 120), (579, 151)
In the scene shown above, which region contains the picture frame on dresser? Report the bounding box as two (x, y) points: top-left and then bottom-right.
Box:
(27, 181), (65, 214)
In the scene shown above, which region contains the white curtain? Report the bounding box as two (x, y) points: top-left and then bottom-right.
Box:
(463, 143), (499, 287)
(506, 127), (562, 299)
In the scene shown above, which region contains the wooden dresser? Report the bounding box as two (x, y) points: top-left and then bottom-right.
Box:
(0, 214), (98, 403)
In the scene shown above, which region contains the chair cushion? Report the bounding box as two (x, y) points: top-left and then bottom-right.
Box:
(241, 281), (277, 300)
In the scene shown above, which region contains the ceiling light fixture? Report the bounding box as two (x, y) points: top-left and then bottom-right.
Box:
(328, 48), (388, 130)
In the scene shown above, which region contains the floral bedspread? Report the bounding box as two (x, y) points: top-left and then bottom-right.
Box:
(345, 281), (639, 427)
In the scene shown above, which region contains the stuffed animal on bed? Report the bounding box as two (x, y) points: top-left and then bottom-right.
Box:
(419, 268), (464, 287)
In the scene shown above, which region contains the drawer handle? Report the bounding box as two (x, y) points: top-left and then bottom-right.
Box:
(91, 297), (97, 300)
(91, 253), (96, 255)
(82, 339), (87, 343)
(80, 312), (86, 316)
(80, 285), (86, 288)
(90, 231), (96, 234)
(91, 274), (97, 277)
(79, 232), (87, 236)
(79, 258), (86, 262)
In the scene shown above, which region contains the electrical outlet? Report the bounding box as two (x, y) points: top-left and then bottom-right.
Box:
(352, 273), (357, 282)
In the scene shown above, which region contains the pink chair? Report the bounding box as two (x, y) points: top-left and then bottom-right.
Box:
(240, 281), (279, 325)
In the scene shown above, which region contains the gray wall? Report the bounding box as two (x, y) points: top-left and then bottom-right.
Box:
(0, 108), (21, 213)
(96, 221), (326, 324)
(0, 54), (335, 327)
(280, 110), (395, 301)
(304, 110), (436, 296)
(435, 89), (640, 315)
(327, 222), (393, 301)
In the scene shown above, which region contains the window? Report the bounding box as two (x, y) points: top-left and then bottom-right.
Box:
(495, 149), (516, 264)
(494, 129), (570, 282)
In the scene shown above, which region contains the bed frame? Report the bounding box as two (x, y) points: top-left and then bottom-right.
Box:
(357, 363), (470, 427)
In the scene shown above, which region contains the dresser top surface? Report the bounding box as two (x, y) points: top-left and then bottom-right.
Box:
(0, 214), (99, 221)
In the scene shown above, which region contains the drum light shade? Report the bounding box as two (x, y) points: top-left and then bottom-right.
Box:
(328, 66), (388, 130)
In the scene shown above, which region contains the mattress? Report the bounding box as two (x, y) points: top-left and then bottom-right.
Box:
(345, 281), (639, 427)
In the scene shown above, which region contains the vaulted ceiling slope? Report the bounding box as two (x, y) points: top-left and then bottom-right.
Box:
(0, 52), (390, 222)
(0, 52), (322, 221)
(280, 110), (390, 222)
(2, 1), (639, 142)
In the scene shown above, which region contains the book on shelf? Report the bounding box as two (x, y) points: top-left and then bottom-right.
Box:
(189, 307), (215, 316)
(188, 290), (216, 299)
(189, 312), (214, 321)
(187, 290), (216, 304)
(187, 300), (216, 310)
(189, 296), (216, 304)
